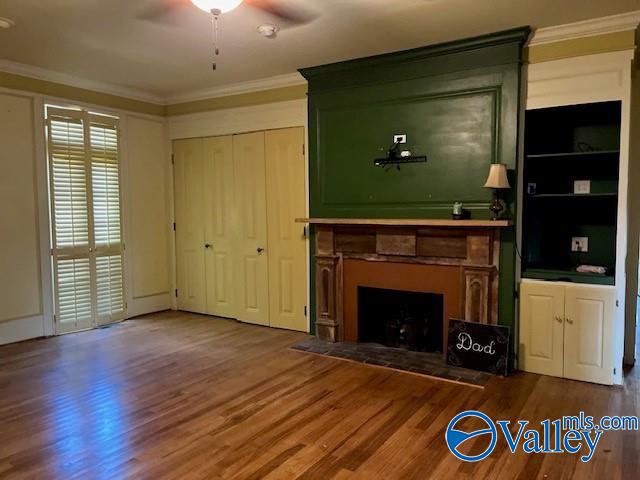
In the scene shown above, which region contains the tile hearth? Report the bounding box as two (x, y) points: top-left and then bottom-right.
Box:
(290, 337), (491, 387)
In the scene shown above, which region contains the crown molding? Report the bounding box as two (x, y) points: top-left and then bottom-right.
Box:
(164, 72), (307, 104)
(529, 10), (640, 46)
(0, 59), (165, 104)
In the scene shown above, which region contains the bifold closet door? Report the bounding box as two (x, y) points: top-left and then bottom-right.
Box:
(203, 136), (236, 318)
(265, 127), (307, 332)
(174, 138), (207, 313)
(233, 132), (270, 326)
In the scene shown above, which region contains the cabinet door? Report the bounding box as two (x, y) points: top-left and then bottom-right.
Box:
(203, 136), (237, 318)
(564, 285), (614, 385)
(265, 128), (308, 332)
(233, 132), (270, 326)
(174, 138), (207, 313)
(519, 281), (564, 377)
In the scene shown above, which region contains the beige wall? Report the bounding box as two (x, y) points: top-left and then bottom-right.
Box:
(125, 116), (172, 303)
(0, 93), (42, 326)
(0, 87), (172, 344)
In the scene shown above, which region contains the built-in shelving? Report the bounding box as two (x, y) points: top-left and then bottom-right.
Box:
(526, 150), (620, 159)
(528, 192), (617, 199)
(521, 101), (621, 286)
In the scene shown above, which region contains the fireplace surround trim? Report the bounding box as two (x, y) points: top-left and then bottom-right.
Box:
(310, 219), (507, 343)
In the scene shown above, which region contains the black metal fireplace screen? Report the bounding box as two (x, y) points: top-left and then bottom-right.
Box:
(358, 286), (444, 353)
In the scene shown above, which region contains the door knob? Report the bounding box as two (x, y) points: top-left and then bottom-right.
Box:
(205, 243), (212, 249)
(257, 247), (265, 254)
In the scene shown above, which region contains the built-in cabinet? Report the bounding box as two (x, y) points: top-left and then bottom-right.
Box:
(173, 127), (308, 332)
(519, 279), (614, 384)
(519, 48), (638, 385)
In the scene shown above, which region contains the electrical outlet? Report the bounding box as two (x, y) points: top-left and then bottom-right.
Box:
(393, 134), (407, 144)
(572, 237), (589, 252)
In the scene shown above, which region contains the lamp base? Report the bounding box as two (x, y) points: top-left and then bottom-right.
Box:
(489, 190), (504, 220)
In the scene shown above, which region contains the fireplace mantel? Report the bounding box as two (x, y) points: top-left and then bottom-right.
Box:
(306, 219), (506, 344)
(296, 218), (511, 228)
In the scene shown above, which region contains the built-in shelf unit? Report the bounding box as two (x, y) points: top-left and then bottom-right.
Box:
(521, 101), (621, 285)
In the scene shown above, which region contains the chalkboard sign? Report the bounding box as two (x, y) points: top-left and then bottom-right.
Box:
(446, 319), (509, 376)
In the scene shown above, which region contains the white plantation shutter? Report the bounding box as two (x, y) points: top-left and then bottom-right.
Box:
(47, 107), (125, 332)
(49, 114), (89, 249)
(96, 254), (124, 319)
(56, 258), (92, 326)
(90, 119), (121, 247)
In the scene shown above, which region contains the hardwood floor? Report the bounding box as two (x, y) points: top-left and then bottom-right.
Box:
(0, 310), (638, 479)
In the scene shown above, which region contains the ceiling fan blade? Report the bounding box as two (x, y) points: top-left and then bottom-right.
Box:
(244, 0), (317, 25)
(136, 0), (191, 23)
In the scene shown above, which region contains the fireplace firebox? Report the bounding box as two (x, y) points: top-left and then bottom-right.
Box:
(358, 286), (444, 353)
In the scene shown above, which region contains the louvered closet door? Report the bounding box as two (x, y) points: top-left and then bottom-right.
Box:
(47, 108), (125, 334)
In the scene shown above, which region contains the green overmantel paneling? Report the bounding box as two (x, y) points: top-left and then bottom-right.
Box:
(300, 27), (530, 359)
(300, 27), (530, 219)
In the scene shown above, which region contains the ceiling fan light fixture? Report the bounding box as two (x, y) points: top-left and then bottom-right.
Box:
(0, 17), (15, 29)
(190, 0), (244, 14)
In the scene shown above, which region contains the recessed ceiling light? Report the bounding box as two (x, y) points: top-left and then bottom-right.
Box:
(257, 23), (279, 38)
(0, 17), (15, 29)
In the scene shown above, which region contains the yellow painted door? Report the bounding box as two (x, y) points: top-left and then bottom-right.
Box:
(563, 285), (614, 385)
(173, 138), (207, 313)
(233, 132), (270, 326)
(203, 136), (237, 318)
(519, 281), (564, 378)
(265, 128), (308, 332)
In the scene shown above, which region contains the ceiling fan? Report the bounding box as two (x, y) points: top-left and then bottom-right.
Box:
(139, 0), (314, 70)
(140, 0), (314, 26)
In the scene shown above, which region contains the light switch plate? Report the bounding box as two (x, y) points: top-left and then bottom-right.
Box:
(572, 237), (589, 252)
(574, 180), (591, 194)
(393, 134), (407, 144)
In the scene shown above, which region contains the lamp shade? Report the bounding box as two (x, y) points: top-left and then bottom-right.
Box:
(190, 0), (243, 13)
(484, 163), (510, 189)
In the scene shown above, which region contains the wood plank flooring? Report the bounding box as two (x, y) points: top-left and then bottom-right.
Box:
(0, 310), (638, 479)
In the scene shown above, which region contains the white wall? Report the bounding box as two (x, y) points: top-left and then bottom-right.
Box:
(0, 87), (172, 344)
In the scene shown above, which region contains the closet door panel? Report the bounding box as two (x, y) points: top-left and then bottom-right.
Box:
(233, 132), (270, 326)
(265, 127), (308, 332)
(174, 138), (206, 313)
(203, 136), (236, 318)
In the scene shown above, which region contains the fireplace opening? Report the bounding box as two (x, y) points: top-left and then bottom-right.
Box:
(357, 286), (444, 353)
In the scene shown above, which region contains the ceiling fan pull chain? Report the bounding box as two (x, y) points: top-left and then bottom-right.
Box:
(211, 10), (220, 71)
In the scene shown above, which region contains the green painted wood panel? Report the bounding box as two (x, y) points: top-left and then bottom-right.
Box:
(301, 28), (530, 365)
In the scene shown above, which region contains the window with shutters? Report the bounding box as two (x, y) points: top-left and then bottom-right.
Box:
(46, 106), (125, 333)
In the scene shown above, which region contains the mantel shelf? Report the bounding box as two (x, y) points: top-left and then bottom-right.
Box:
(295, 218), (512, 228)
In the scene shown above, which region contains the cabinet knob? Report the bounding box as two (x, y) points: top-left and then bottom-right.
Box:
(566, 318), (574, 325)
(205, 243), (212, 249)
(257, 247), (265, 254)
(555, 316), (563, 323)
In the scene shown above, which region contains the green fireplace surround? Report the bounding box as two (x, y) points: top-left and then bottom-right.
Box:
(299, 27), (531, 358)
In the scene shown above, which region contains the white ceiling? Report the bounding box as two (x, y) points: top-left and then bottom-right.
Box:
(0, 0), (639, 101)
